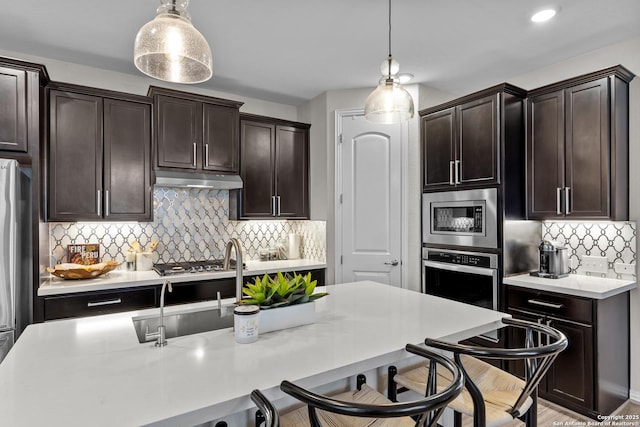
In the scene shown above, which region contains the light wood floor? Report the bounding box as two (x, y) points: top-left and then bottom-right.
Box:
(460, 399), (640, 426)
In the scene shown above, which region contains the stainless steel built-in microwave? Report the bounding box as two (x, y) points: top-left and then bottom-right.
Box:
(422, 188), (498, 249)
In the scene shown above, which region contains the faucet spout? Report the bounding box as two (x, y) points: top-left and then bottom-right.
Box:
(155, 280), (173, 347)
(223, 238), (244, 303)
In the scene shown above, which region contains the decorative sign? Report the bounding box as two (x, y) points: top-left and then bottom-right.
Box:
(67, 244), (100, 265)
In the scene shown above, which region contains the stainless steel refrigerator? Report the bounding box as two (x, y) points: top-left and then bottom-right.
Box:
(0, 158), (31, 363)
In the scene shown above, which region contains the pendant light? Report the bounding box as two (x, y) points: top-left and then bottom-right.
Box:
(364, 0), (414, 124)
(134, 0), (213, 84)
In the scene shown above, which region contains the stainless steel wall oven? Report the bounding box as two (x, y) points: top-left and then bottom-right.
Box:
(422, 247), (499, 340)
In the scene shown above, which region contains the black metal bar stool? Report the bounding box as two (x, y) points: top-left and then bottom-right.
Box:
(251, 343), (464, 427)
(390, 318), (568, 427)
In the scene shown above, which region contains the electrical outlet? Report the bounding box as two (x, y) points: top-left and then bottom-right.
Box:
(614, 262), (636, 275)
(581, 255), (608, 274)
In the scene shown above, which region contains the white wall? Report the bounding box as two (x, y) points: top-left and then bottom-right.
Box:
(0, 48), (298, 120)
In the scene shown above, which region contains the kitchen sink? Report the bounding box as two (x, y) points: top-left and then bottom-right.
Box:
(132, 306), (234, 343)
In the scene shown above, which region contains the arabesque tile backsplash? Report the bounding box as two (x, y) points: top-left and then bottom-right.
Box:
(47, 188), (326, 267)
(543, 221), (636, 278)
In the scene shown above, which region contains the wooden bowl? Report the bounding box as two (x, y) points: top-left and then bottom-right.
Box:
(46, 260), (120, 280)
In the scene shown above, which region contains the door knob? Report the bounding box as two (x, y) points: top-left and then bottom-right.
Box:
(384, 260), (399, 266)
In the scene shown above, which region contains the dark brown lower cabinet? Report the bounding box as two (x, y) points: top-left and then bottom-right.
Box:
(243, 269), (325, 288)
(42, 269), (326, 321)
(506, 286), (628, 419)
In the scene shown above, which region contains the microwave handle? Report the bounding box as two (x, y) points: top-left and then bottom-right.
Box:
(423, 260), (496, 277)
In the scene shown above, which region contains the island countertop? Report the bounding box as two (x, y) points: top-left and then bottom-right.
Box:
(38, 258), (327, 296)
(2, 281), (508, 427)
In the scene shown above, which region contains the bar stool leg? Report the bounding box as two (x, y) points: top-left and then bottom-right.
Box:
(388, 366), (398, 401)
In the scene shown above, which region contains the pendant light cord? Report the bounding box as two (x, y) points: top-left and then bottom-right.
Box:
(387, 0), (392, 77)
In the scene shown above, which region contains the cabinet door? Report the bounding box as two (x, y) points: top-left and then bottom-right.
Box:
(457, 94), (498, 186)
(240, 120), (276, 218)
(275, 125), (309, 218)
(542, 317), (594, 411)
(0, 66), (27, 152)
(103, 98), (152, 221)
(48, 90), (103, 221)
(202, 103), (239, 173)
(156, 95), (199, 169)
(527, 90), (565, 219)
(506, 308), (543, 382)
(422, 108), (455, 190)
(166, 278), (236, 305)
(564, 78), (610, 218)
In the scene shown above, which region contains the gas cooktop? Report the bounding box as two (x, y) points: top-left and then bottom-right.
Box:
(153, 259), (243, 276)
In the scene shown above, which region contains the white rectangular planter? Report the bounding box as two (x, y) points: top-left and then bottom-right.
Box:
(258, 302), (316, 334)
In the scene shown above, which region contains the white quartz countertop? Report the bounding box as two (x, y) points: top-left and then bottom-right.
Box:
(503, 273), (636, 299)
(38, 258), (327, 296)
(2, 281), (508, 427)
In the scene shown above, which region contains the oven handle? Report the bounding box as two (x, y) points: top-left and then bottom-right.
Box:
(423, 260), (496, 277)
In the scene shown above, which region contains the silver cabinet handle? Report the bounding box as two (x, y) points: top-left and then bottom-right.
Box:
(276, 195), (281, 216)
(384, 260), (399, 266)
(449, 161), (455, 185)
(87, 298), (122, 308)
(454, 160), (461, 184)
(528, 299), (563, 310)
(193, 142), (197, 167)
(205, 143), (209, 168)
(556, 188), (562, 215)
(565, 187), (571, 214)
(271, 196), (276, 216)
(105, 189), (110, 217)
(97, 190), (102, 216)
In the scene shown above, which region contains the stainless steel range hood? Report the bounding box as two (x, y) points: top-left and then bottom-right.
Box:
(154, 170), (243, 189)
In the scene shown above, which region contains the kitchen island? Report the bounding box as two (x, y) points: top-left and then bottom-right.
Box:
(1, 281), (508, 426)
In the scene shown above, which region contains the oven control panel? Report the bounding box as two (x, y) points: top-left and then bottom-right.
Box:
(426, 251), (492, 268)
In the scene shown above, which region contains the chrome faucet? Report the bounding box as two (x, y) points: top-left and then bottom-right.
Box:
(223, 238), (244, 303)
(155, 280), (173, 347)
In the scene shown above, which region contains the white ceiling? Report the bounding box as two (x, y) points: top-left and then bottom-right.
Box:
(1, 0), (639, 105)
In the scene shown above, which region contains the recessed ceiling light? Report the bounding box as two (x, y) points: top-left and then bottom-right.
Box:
(398, 73), (414, 84)
(531, 9), (557, 23)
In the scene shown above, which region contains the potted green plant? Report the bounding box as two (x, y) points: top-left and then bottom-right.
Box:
(238, 272), (328, 333)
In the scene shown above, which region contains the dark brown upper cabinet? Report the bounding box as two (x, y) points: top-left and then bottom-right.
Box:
(421, 84), (526, 192)
(47, 84), (152, 222)
(231, 114), (310, 220)
(526, 66), (634, 220)
(0, 58), (47, 158)
(148, 86), (243, 174)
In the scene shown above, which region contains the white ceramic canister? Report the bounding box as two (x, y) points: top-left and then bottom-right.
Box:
(234, 305), (260, 344)
(135, 252), (153, 271)
(288, 233), (301, 259)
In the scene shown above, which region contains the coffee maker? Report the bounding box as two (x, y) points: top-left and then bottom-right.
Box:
(530, 240), (570, 279)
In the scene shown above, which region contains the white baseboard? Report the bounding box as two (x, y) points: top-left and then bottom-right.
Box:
(630, 389), (640, 403)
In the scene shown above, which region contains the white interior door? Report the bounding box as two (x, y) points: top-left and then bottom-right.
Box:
(338, 112), (403, 286)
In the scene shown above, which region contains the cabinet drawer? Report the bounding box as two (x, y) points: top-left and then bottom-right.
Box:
(44, 288), (156, 321)
(506, 286), (592, 324)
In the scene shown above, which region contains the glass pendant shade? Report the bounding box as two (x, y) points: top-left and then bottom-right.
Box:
(364, 0), (414, 124)
(134, 1), (212, 84)
(365, 77), (414, 124)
